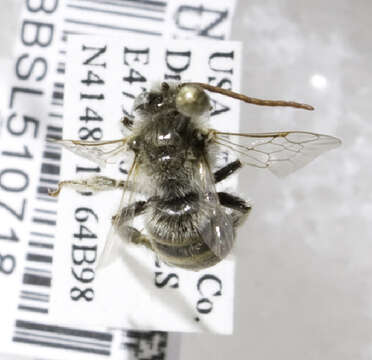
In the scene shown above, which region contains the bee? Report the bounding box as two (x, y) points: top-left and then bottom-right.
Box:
(49, 82), (341, 270)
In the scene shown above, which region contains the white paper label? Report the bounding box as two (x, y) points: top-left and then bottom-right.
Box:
(50, 35), (241, 334)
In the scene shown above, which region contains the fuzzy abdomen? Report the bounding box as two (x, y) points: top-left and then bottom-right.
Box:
(146, 192), (230, 270)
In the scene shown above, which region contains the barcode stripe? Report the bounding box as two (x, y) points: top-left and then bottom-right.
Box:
(26, 253), (53, 264)
(46, 143), (62, 151)
(51, 102), (63, 107)
(63, 30), (89, 38)
(102, 0), (166, 6)
(48, 112), (63, 118)
(41, 163), (60, 176)
(74, 0), (166, 13)
(30, 231), (54, 238)
(15, 320), (113, 341)
(67, 3), (163, 21)
(46, 133), (63, 140)
(21, 290), (49, 298)
(12, 337), (110, 355)
(32, 217), (56, 226)
(38, 186), (52, 195)
(36, 196), (58, 203)
(43, 151), (61, 160)
(24, 267), (51, 275)
(57, 62), (66, 73)
(29, 241), (54, 249)
(47, 125), (63, 133)
(35, 208), (57, 215)
(20, 295), (48, 302)
(122, 0), (167, 6)
(23, 274), (51, 287)
(15, 330), (111, 349)
(40, 177), (59, 185)
(52, 91), (64, 100)
(64, 18), (161, 36)
(18, 305), (48, 314)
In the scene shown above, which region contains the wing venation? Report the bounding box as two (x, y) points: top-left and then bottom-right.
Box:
(212, 130), (341, 177)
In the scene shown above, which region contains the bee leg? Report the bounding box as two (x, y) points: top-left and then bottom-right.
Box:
(112, 200), (148, 227)
(214, 160), (242, 183)
(112, 201), (154, 251)
(218, 192), (251, 227)
(119, 226), (153, 251)
(48, 176), (127, 197)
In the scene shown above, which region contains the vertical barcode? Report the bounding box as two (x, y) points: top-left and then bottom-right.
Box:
(13, 0), (168, 354)
(17, 124), (63, 315)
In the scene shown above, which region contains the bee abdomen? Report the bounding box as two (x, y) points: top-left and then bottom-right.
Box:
(152, 238), (221, 270)
(147, 193), (228, 270)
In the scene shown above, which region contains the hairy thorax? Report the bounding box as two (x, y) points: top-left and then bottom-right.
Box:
(132, 110), (207, 196)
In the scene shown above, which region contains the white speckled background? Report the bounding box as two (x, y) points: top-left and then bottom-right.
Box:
(0, 0), (371, 359)
(181, 1), (372, 359)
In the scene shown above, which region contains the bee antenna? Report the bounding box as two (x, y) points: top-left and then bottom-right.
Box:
(184, 82), (314, 111)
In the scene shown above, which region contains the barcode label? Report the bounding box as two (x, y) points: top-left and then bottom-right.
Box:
(0, 0), (237, 359)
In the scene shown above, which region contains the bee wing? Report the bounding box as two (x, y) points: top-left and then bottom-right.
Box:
(213, 130), (341, 177)
(96, 158), (141, 270)
(196, 155), (235, 259)
(51, 138), (127, 167)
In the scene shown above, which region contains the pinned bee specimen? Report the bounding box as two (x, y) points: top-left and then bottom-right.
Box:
(49, 82), (341, 270)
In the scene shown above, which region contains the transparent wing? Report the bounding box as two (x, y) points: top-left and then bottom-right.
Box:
(96, 157), (141, 270)
(195, 155), (235, 259)
(51, 138), (127, 167)
(213, 130), (341, 177)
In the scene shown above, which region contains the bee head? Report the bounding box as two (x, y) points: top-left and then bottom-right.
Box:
(175, 83), (211, 117)
(133, 82), (211, 118)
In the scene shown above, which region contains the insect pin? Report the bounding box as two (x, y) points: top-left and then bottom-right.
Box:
(49, 82), (341, 270)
